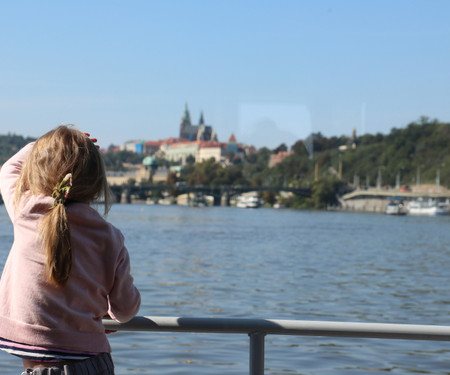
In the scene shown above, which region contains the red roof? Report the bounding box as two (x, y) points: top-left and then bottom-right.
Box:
(170, 140), (202, 147)
(163, 137), (186, 145)
(199, 141), (226, 149)
(145, 140), (164, 146)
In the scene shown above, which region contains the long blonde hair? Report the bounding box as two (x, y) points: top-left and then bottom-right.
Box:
(15, 125), (111, 287)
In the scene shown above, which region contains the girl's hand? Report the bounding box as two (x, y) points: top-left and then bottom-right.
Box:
(84, 133), (100, 149)
(103, 314), (117, 334)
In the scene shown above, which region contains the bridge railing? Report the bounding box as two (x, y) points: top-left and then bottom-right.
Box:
(103, 316), (450, 375)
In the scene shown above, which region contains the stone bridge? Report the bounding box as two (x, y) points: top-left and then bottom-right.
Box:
(110, 184), (311, 206)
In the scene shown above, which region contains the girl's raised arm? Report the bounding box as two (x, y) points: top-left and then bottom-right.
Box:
(0, 143), (34, 221)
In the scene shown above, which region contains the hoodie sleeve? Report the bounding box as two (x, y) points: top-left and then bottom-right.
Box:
(107, 244), (141, 323)
(0, 143), (34, 221)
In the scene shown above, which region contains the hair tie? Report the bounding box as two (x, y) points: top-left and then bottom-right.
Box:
(52, 173), (73, 208)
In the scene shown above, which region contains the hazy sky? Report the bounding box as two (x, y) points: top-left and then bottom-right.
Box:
(1, 1), (450, 149)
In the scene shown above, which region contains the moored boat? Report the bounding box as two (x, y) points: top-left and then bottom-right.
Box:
(385, 201), (407, 215)
(236, 194), (260, 208)
(407, 198), (449, 216)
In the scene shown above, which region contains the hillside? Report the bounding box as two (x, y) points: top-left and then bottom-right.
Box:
(0, 118), (448, 191)
(0, 134), (36, 165)
(311, 118), (450, 188)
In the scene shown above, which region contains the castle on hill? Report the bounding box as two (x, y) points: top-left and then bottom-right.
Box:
(179, 103), (218, 142)
(116, 103), (250, 167)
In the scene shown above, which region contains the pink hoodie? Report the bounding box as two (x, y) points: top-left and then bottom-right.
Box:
(0, 143), (141, 353)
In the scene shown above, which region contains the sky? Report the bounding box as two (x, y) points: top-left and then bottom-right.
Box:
(1, 0), (450, 149)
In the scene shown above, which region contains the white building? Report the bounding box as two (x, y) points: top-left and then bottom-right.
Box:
(120, 140), (144, 153)
(196, 142), (226, 163)
(165, 141), (201, 164)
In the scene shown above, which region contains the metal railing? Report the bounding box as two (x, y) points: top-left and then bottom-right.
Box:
(103, 316), (450, 375)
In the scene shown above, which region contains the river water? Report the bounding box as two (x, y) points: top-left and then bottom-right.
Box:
(1, 204), (450, 374)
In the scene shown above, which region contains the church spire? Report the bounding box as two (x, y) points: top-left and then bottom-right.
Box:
(181, 102), (191, 127)
(199, 111), (205, 125)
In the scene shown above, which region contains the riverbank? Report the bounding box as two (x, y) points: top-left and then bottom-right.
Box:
(338, 184), (450, 214)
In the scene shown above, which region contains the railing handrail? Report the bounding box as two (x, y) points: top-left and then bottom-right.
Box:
(103, 316), (450, 374)
(103, 316), (450, 341)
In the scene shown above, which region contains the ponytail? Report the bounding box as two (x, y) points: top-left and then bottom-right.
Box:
(39, 204), (72, 286)
(39, 173), (73, 287)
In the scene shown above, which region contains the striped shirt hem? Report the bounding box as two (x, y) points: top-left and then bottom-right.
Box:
(0, 337), (97, 362)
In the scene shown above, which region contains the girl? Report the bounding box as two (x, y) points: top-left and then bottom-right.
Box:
(0, 126), (141, 374)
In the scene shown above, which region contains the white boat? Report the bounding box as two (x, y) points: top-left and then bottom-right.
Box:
(407, 198), (449, 216)
(236, 195), (260, 208)
(385, 201), (407, 215)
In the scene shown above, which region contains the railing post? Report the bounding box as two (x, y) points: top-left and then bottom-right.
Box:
(249, 331), (266, 375)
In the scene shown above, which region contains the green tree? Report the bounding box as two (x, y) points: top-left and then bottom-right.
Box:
(102, 150), (142, 171)
(273, 143), (288, 153)
(262, 191), (277, 206)
(310, 177), (342, 209)
(186, 158), (222, 186)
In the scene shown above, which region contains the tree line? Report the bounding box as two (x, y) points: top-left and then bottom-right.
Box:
(2, 117), (449, 209)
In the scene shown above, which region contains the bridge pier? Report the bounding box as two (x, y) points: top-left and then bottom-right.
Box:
(221, 191), (230, 206)
(120, 189), (131, 204)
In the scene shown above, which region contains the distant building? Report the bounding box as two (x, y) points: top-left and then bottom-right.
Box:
(115, 104), (239, 166)
(197, 142), (227, 163)
(135, 142), (144, 154)
(179, 103), (218, 142)
(226, 133), (239, 154)
(144, 140), (164, 155)
(268, 151), (293, 168)
(165, 140), (227, 165)
(244, 144), (258, 157)
(165, 141), (201, 165)
(224, 133), (246, 161)
(339, 128), (357, 152)
(120, 140), (145, 154)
